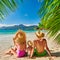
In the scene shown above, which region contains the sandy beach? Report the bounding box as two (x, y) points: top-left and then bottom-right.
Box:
(0, 32), (60, 60)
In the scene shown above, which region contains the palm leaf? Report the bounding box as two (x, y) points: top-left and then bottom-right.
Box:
(38, 0), (60, 44)
(54, 33), (60, 44)
(0, 0), (22, 20)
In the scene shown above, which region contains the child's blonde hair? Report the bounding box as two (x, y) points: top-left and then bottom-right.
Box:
(27, 40), (33, 47)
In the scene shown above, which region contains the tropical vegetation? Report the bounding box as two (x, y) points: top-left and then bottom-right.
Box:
(38, 0), (60, 43)
(0, 0), (22, 20)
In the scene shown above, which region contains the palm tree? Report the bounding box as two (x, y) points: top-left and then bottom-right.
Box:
(0, 0), (23, 20)
(38, 0), (60, 43)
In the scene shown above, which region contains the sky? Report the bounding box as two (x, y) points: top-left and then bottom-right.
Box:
(0, 0), (42, 26)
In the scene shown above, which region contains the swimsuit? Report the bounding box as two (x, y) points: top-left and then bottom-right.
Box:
(17, 50), (26, 58)
(33, 49), (47, 57)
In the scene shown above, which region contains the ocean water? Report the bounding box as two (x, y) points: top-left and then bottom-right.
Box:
(0, 29), (36, 35)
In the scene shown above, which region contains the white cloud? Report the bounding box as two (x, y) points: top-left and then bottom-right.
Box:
(0, 24), (18, 27)
(23, 24), (38, 26)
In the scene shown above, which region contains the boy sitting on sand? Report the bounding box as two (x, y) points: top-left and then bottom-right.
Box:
(28, 31), (54, 60)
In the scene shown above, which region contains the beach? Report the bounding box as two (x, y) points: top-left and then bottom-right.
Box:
(0, 32), (60, 60)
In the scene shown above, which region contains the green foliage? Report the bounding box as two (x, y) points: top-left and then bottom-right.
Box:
(38, 0), (60, 43)
(0, 0), (23, 20)
(54, 34), (60, 44)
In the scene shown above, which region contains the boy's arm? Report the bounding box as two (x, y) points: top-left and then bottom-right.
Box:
(45, 44), (51, 56)
(44, 39), (54, 60)
(44, 39), (51, 57)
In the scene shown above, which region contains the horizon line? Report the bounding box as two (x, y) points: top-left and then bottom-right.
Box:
(0, 24), (38, 27)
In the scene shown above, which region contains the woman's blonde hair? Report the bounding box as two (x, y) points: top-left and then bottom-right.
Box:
(15, 30), (26, 44)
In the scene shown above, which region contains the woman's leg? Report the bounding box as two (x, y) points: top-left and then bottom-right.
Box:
(5, 48), (13, 55)
(10, 48), (17, 57)
(5, 46), (17, 55)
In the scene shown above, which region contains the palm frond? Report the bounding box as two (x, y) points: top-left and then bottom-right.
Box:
(54, 33), (60, 44)
(38, 0), (60, 43)
(0, 0), (22, 20)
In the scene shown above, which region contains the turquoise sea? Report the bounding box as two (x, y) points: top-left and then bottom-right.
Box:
(0, 29), (36, 35)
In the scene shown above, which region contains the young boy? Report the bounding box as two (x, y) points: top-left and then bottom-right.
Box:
(27, 41), (33, 58)
(30, 31), (53, 60)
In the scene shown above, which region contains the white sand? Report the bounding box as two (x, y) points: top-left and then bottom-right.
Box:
(0, 32), (60, 60)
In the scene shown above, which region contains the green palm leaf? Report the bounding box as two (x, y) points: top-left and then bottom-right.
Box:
(38, 0), (60, 44)
(0, 0), (23, 20)
(54, 33), (60, 44)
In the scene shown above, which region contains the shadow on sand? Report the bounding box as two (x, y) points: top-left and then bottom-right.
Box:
(51, 52), (60, 57)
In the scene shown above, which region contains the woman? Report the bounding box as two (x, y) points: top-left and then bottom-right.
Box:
(5, 30), (26, 58)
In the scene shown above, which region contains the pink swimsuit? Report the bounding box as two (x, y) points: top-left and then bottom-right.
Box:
(17, 49), (26, 58)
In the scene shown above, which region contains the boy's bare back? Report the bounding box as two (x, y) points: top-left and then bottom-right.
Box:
(34, 39), (47, 53)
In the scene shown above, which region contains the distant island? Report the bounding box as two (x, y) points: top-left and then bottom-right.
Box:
(0, 24), (38, 31)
